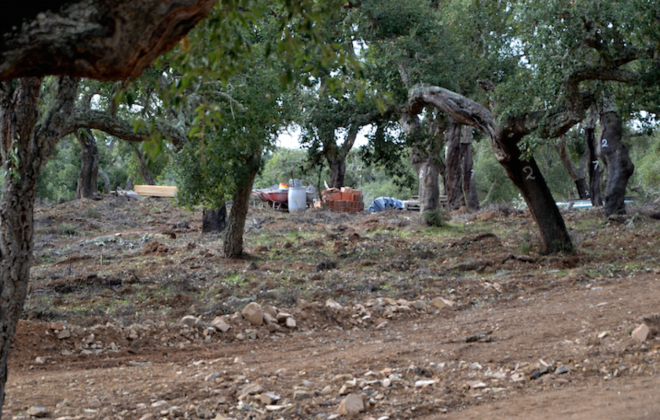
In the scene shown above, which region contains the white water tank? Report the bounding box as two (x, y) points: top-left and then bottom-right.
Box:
(288, 187), (307, 213)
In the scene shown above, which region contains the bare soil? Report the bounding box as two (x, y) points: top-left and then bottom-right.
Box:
(5, 196), (660, 420)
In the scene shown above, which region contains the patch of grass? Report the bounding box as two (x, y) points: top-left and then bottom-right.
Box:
(59, 223), (77, 236)
(85, 207), (101, 219)
(224, 273), (244, 285)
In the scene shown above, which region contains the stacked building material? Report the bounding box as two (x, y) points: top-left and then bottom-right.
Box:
(316, 187), (364, 213)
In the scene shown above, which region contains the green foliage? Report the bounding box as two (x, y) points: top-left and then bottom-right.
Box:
(173, 40), (292, 209)
(493, 0), (659, 123)
(473, 137), (578, 204)
(422, 209), (444, 227)
(36, 133), (133, 202)
(353, 152), (418, 207)
(27, 0), (660, 212)
(473, 139), (518, 205)
(254, 148), (312, 189)
(36, 136), (80, 201)
(161, 0), (362, 99)
(627, 130), (660, 201)
(358, 122), (418, 189)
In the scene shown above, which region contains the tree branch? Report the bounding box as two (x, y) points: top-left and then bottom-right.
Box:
(33, 77), (79, 171)
(66, 109), (187, 147)
(407, 85), (596, 161)
(568, 65), (639, 85)
(408, 85), (499, 144)
(0, 0), (217, 81)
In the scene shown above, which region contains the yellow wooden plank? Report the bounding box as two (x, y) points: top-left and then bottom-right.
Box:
(134, 185), (178, 197)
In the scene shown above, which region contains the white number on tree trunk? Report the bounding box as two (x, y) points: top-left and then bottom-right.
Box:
(601, 139), (608, 148)
(523, 166), (535, 180)
(593, 160), (599, 170)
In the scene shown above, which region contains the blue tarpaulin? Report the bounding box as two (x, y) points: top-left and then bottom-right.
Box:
(367, 197), (404, 213)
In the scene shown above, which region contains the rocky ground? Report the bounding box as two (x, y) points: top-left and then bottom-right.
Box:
(5, 195), (660, 420)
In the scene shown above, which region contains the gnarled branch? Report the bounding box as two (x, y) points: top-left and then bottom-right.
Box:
(407, 85), (505, 160)
(66, 109), (187, 147)
(0, 0), (217, 81)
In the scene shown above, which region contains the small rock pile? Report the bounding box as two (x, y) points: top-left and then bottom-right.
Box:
(33, 296), (461, 361)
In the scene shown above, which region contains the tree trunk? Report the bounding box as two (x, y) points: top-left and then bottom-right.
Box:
(75, 129), (99, 199)
(585, 109), (603, 206)
(400, 113), (444, 220)
(328, 157), (346, 189)
(325, 131), (357, 189)
(460, 126), (479, 210)
(412, 154), (441, 214)
(408, 85), (573, 254)
(202, 205), (227, 233)
(497, 134), (573, 253)
(445, 119), (465, 210)
(0, 76), (78, 413)
(98, 169), (111, 194)
(599, 107), (634, 216)
(0, 75), (184, 416)
(130, 144), (156, 185)
(555, 136), (589, 200)
(223, 150), (262, 258)
(574, 178), (589, 201)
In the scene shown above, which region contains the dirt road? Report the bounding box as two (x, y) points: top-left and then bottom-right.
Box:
(7, 261), (659, 419)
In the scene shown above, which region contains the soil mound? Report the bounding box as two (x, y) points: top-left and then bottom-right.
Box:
(141, 241), (169, 256)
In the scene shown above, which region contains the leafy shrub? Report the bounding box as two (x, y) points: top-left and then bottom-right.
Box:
(422, 209), (444, 227)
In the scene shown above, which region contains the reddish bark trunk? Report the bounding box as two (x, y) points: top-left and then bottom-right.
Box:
(407, 85), (573, 254)
(326, 131), (357, 189)
(328, 157), (346, 189)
